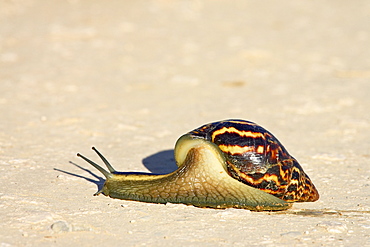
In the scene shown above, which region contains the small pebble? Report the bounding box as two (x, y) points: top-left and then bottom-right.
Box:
(50, 221), (70, 233)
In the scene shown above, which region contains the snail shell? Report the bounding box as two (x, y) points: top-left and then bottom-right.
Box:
(77, 119), (319, 211)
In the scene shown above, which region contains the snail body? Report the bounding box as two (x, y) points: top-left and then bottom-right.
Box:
(78, 119), (319, 211)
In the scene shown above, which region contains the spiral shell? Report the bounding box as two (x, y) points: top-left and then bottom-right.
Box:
(189, 119), (319, 202)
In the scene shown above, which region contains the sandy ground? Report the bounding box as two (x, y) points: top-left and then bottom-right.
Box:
(1, 1), (370, 246)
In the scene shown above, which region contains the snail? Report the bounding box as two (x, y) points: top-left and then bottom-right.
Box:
(77, 119), (319, 211)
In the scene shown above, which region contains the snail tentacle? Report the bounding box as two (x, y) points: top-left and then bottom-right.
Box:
(91, 147), (116, 173)
(77, 152), (112, 179)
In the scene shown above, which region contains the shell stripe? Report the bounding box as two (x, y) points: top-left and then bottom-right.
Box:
(211, 127), (265, 142)
(218, 144), (265, 155)
(211, 126), (266, 155)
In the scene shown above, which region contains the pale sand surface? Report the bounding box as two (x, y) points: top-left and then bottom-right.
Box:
(1, 1), (369, 246)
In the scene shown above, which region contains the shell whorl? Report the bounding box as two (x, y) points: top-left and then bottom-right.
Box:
(188, 119), (319, 202)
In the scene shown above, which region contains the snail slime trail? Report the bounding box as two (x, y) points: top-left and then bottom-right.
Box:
(77, 119), (319, 211)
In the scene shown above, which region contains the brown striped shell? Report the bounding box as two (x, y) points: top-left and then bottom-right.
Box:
(188, 119), (319, 202)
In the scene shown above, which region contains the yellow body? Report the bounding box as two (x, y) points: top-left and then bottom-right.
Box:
(78, 135), (291, 211)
